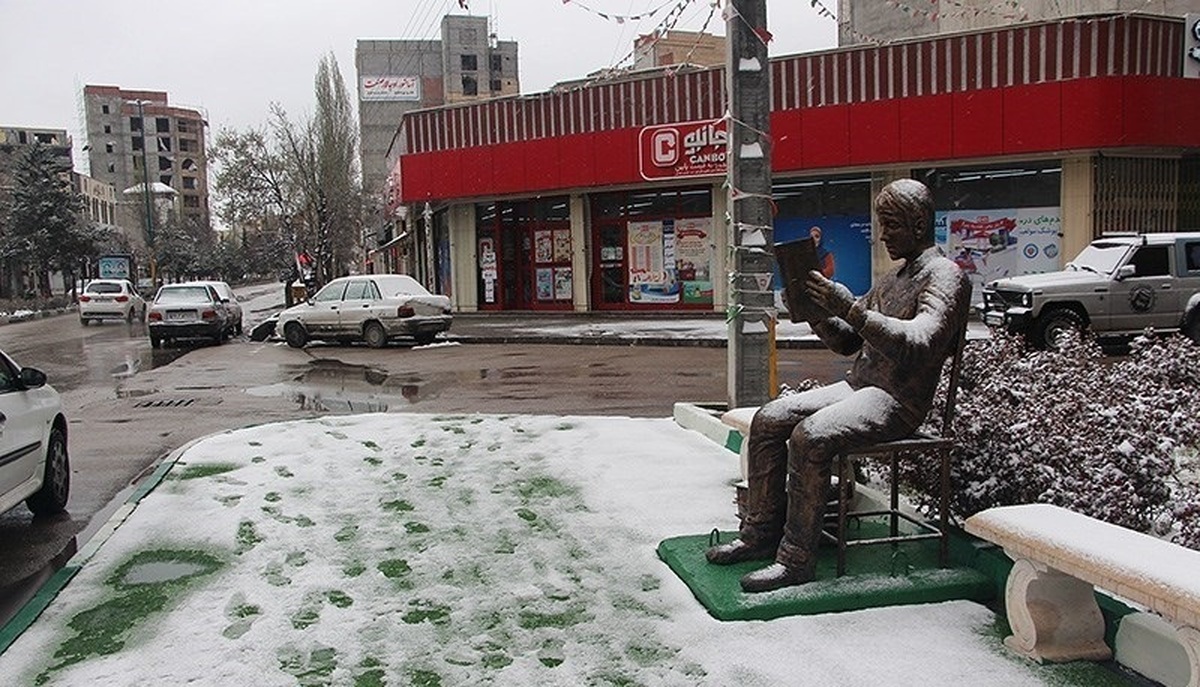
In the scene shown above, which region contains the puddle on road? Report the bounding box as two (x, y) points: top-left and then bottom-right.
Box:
(246, 360), (470, 414)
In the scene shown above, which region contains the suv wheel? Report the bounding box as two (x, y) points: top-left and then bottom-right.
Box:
(1185, 312), (1200, 344)
(284, 322), (308, 349)
(1034, 308), (1083, 350)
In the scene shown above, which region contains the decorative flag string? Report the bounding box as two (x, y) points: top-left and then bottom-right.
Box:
(721, 2), (773, 46)
(665, 0), (722, 76)
(559, 0), (684, 26)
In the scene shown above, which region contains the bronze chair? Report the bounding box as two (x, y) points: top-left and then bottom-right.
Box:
(821, 326), (967, 577)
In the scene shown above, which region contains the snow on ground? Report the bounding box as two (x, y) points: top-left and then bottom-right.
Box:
(0, 413), (1057, 686)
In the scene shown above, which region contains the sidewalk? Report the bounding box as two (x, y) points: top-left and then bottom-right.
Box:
(444, 311), (993, 348)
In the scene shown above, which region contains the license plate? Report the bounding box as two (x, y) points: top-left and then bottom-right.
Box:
(983, 312), (1004, 326)
(167, 311), (192, 321)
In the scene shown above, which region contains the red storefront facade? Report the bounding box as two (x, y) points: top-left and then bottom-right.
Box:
(390, 13), (1200, 313)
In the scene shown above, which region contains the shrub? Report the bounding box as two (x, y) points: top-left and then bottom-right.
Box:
(894, 330), (1200, 550)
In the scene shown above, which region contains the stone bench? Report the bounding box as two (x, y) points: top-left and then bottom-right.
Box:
(965, 503), (1200, 687)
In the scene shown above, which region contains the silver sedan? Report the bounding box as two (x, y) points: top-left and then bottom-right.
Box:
(277, 274), (452, 349)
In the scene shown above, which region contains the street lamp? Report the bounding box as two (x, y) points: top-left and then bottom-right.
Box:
(132, 100), (157, 286)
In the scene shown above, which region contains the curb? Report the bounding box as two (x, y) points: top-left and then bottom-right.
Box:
(445, 334), (829, 349)
(0, 436), (203, 654)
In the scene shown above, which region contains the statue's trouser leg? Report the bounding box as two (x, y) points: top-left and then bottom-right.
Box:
(740, 383), (855, 548)
(774, 387), (920, 575)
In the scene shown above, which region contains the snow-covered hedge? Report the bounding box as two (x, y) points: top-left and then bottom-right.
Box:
(895, 330), (1200, 550)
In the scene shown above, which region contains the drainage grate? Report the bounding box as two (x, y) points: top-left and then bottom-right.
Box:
(133, 399), (198, 408)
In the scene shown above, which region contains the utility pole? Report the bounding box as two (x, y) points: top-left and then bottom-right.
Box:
(726, 0), (776, 408)
(133, 100), (157, 286)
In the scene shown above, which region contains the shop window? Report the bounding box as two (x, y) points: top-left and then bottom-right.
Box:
(461, 75), (478, 96)
(461, 54), (477, 71)
(156, 117), (170, 132)
(917, 162), (1061, 211)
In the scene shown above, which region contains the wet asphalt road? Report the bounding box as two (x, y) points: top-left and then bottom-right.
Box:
(0, 288), (852, 627)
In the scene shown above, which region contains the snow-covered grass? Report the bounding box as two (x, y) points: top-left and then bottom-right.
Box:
(0, 413), (1092, 686)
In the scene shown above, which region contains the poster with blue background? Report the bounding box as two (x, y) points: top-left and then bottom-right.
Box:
(774, 215), (873, 299)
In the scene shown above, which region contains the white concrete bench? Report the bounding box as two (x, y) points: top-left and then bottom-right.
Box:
(965, 503), (1200, 687)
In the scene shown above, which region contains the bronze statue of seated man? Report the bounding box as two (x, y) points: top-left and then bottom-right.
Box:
(707, 178), (971, 593)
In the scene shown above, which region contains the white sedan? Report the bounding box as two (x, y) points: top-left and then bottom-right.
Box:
(277, 274), (453, 349)
(0, 349), (70, 517)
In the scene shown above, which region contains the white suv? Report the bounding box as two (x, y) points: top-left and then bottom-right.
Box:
(0, 349), (70, 517)
(982, 232), (1200, 348)
(79, 279), (146, 325)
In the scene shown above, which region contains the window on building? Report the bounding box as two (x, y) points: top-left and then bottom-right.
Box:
(156, 117), (170, 132)
(182, 176), (196, 190)
(103, 124), (112, 134)
(160, 175), (173, 187)
(179, 138), (193, 152)
(183, 195), (200, 208)
(461, 54), (478, 71)
(158, 137), (172, 152)
(101, 104), (110, 114)
(916, 162), (1062, 211)
(490, 79), (502, 92)
(182, 158), (197, 171)
(132, 156), (141, 170)
(105, 142), (114, 154)
(107, 162), (115, 173)
(461, 75), (478, 96)
(130, 117), (142, 131)
(178, 120), (191, 133)
(490, 54), (502, 72)
(131, 136), (143, 151)
(159, 156), (172, 171)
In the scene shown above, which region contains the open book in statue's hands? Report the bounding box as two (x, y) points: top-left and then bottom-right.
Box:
(775, 237), (827, 323)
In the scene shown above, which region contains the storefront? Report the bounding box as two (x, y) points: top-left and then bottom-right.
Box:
(393, 13), (1200, 313)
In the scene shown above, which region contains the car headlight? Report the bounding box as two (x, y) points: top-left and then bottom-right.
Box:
(1020, 292), (1032, 307)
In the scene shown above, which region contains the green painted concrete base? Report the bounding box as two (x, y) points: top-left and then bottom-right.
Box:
(658, 524), (994, 622)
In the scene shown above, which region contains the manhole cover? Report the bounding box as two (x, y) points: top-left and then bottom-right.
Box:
(133, 399), (198, 408)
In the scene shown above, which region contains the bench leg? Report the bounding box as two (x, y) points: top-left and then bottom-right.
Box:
(1003, 557), (1112, 663)
(1179, 625), (1200, 687)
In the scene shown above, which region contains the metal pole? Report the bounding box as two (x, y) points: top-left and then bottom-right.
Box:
(135, 100), (157, 286)
(726, 0), (776, 408)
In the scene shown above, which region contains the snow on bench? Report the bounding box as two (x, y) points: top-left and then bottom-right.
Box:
(965, 503), (1200, 687)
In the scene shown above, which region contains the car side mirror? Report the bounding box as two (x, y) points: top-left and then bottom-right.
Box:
(19, 367), (47, 389)
(1115, 264), (1136, 280)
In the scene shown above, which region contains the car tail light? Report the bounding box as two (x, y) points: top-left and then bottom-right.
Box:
(115, 295), (129, 302)
(79, 295), (91, 302)
(148, 311), (162, 321)
(397, 305), (415, 318)
(201, 309), (217, 320)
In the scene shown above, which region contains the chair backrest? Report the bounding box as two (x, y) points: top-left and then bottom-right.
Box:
(938, 323), (968, 438)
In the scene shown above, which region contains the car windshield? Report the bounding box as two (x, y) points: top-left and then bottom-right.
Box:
(86, 282), (123, 294)
(156, 286), (212, 304)
(207, 283), (232, 299)
(1067, 241), (1132, 275)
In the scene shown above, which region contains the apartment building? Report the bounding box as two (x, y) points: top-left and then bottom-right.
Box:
(82, 85), (210, 232)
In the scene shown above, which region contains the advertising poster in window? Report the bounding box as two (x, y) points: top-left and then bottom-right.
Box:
(937, 207), (1061, 298)
(479, 237), (497, 304)
(553, 267), (573, 300)
(535, 230), (554, 263)
(553, 229), (572, 262)
(535, 267), (554, 301)
(675, 217), (713, 304)
(628, 220), (681, 303)
(773, 216), (873, 314)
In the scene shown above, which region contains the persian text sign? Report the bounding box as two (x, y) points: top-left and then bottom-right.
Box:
(361, 76), (421, 102)
(638, 119), (727, 181)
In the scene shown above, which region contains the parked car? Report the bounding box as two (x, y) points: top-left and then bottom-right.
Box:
(981, 231), (1200, 349)
(78, 279), (146, 325)
(183, 281), (243, 335)
(277, 274), (453, 349)
(146, 283), (232, 348)
(0, 349), (70, 517)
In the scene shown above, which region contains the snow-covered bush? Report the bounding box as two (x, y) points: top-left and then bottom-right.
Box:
(896, 330), (1200, 550)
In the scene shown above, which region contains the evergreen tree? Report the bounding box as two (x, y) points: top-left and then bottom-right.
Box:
(1, 143), (84, 297)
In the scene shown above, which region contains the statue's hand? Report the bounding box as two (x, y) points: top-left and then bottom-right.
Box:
(804, 271), (856, 319)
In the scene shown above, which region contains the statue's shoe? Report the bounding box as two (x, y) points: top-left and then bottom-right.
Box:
(739, 562), (814, 593)
(704, 538), (776, 565)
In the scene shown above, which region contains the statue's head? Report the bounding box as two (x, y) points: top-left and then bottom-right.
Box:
(874, 179), (935, 260)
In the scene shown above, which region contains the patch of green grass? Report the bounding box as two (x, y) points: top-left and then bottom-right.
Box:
(354, 657), (386, 687)
(326, 590), (354, 608)
(278, 644), (338, 684)
(404, 521), (430, 534)
(362, 440), (380, 450)
(408, 668), (443, 687)
(250, 456), (265, 464)
(236, 520), (264, 554)
(343, 561), (366, 578)
(334, 525), (358, 542)
(411, 438), (426, 448)
(364, 456), (383, 466)
(274, 466), (294, 478)
(381, 499), (415, 513)
(516, 508), (538, 522)
(38, 550), (223, 684)
(377, 558), (412, 579)
(171, 463), (239, 480)
(401, 600), (451, 625)
(517, 606), (590, 629)
(265, 491), (282, 502)
(248, 441), (262, 446)
(516, 475), (578, 501)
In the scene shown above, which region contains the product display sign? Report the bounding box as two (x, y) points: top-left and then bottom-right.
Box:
(774, 216), (873, 301)
(625, 218), (713, 305)
(937, 207), (1062, 298)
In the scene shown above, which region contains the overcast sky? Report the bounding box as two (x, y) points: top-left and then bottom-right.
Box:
(0, 0), (835, 156)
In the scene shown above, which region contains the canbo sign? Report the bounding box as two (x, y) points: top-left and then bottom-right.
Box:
(638, 119), (728, 181)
